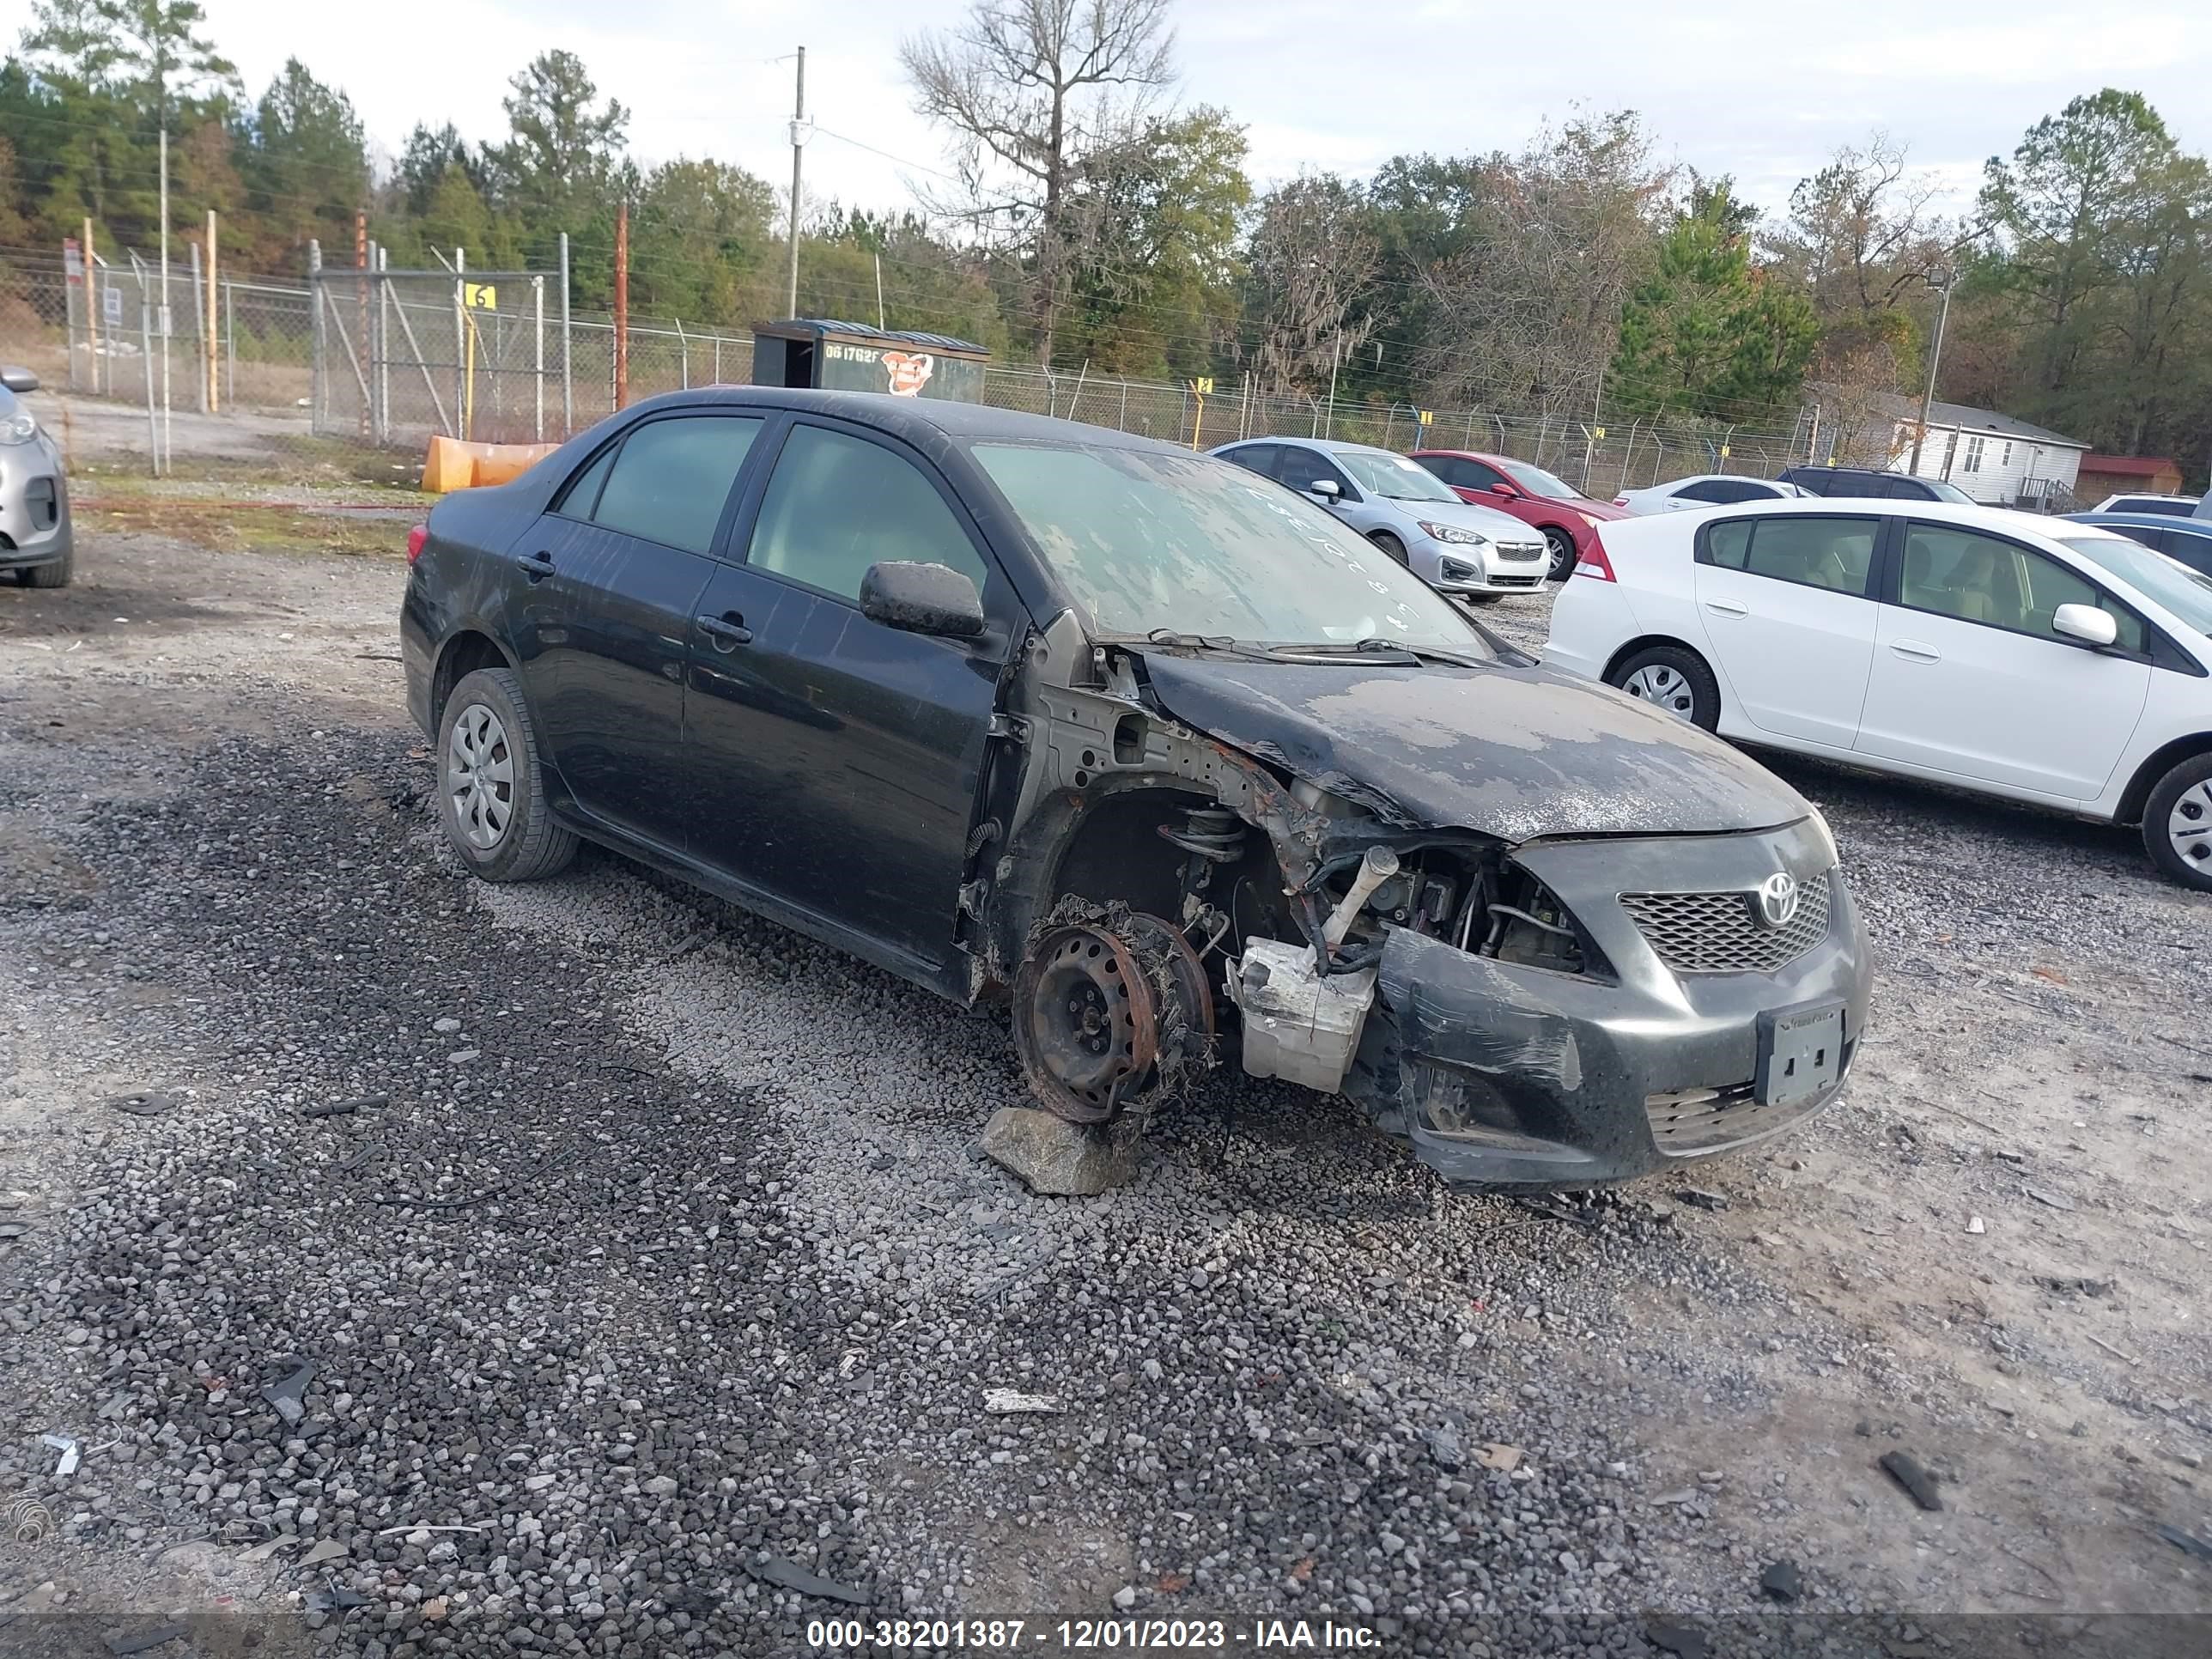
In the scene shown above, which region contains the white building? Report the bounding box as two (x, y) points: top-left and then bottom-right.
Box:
(1887, 399), (2090, 510)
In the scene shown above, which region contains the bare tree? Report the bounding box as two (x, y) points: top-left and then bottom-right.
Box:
(1246, 174), (1377, 395)
(901, 0), (1176, 365)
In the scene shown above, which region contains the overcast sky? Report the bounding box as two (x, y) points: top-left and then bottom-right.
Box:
(192, 0), (2212, 224)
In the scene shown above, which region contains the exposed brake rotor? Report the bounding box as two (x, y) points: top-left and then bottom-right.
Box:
(1012, 911), (1217, 1125)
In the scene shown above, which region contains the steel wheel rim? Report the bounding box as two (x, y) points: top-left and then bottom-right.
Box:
(2168, 780), (2212, 865)
(1623, 664), (1697, 718)
(447, 702), (516, 851)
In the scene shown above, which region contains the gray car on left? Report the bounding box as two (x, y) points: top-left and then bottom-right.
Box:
(0, 367), (72, 588)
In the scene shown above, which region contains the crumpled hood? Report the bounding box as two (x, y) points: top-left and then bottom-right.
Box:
(1138, 652), (1812, 842)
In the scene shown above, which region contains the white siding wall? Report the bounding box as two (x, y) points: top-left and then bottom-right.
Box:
(1887, 421), (2086, 505)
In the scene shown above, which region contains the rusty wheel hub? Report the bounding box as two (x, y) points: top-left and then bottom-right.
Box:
(1014, 924), (1158, 1124)
(1012, 913), (1218, 1125)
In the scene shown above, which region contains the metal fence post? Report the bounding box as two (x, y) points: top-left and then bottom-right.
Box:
(376, 250), (390, 441)
(534, 275), (545, 441)
(223, 280), (234, 409)
(558, 233), (573, 437)
(308, 239), (324, 434)
(137, 265), (157, 475)
(187, 236), (205, 413)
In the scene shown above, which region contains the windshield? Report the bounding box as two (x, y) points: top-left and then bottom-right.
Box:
(1923, 479), (1974, 504)
(970, 442), (1494, 654)
(1501, 460), (1577, 500)
(2059, 535), (2212, 636)
(1334, 449), (1460, 502)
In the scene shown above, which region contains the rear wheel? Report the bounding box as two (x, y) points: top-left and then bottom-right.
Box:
(1606, 644), (1720, 732)
(1540, 526), (1576, 582)
(435, 666), (578, 882)
(2142, 751), (2212, 890)
(1367, 531), (1407, 564)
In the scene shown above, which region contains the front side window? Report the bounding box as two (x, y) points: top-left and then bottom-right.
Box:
(748, 423), (989, 604)
(2059, 533), (2212, 635)
(1705, 514), (1878, 595)
(970, 441), (1494, 655)
(587, 416), (764, 554)
(1276, 446), (1355, 498)
(1500, 460), (1577, 500)
(1677, 479), (1732, 503)
(1902, 524), (2145, 652)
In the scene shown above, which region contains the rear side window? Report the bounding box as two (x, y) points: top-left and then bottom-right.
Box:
(747, 423), (990, 604)
(587, 416), (763, 554)
(1705, 515), (1877, 596)
(1418, 455), (1468, 488)
(1224, 444), (1279, 478)
(1677, 479), (1731, 503)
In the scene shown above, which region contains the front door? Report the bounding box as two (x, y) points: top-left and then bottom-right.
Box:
(512, 411), (767, 851)
(1856, 520), (2151, 799)
(1691, 513), (1882, 749)
(682, 418), (1011, 975)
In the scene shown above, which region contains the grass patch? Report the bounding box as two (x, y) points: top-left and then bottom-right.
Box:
(90, 501), (413, 561)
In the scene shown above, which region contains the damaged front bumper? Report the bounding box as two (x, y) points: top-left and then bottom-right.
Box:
(1344, 820), (1870, 1190)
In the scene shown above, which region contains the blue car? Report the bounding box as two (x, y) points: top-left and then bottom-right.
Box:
(2063, 512), (2212, 581)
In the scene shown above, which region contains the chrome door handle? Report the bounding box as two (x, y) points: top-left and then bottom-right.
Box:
(1704, 599), (1749, 617)
(696, 613), (752, 650)
(1890, 640), (1941, 662)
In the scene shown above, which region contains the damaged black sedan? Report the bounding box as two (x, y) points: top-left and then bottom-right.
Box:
(400, 389), (1871, 1189)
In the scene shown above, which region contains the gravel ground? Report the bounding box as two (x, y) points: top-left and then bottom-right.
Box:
(2, 531), (2209, 1658)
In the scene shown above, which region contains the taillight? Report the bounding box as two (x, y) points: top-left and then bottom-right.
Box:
(1574, 527), (1618, 581)
(406, 524), (428, 564)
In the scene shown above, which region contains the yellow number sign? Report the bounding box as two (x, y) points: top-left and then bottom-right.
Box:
(464, 283), (498, 310)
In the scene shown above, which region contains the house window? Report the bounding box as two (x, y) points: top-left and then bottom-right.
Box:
(2001, 441), (2013, 468)
(1962, 434), (1984, 473)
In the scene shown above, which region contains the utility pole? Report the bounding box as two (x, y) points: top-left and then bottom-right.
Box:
(786, 46), (806, 317)
(205, 209), (218, 414)
(614, 202), (629, 410)
(1907, 273), (1954, 477)
(1324, 331), (1340, 441)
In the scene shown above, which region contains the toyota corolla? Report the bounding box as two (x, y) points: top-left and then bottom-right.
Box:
(401, 389), (1872, 1189)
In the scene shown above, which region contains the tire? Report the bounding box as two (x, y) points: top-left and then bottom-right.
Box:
(1367, 531), (1407, 564)
(1463, 592), (1505, 606)
(435, 665), (578, 882)
(18, 547), (71, 588)
(1606, 644), (1720, 732)
(1540, 526), (1576, 582)
(2141, 750), (2212, 890)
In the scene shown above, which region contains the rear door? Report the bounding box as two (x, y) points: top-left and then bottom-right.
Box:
(680, 417), (1013, 977)
(1856, 520), (2151, 799)
(1691, 513), (1882, 747)
(514, 412), (766, 850)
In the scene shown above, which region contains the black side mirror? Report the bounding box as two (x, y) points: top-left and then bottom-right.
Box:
(859, 560), (986, 640)
(1, 367), (39, 394)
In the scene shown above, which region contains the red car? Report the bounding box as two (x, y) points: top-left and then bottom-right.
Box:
(1410, 451), (1632, 582)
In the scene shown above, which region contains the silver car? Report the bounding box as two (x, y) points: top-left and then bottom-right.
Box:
(1212, 437), (1547, 600)
(0, 368), (71, 588)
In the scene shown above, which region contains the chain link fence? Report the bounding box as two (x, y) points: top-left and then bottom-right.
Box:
(15, 239), (1820, 501)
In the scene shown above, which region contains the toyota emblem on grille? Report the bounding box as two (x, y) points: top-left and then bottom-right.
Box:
(1753, 872), (1800, 929)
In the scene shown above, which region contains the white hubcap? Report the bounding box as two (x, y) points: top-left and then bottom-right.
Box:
(447, 702), (516, 851)
(2169, 780), (2212, 866)
(1623, 664), (1697, 718)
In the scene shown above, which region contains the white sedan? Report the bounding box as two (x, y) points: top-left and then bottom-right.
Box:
(1612, 475), (1808, 514)
(1547, 499), (2212, 889)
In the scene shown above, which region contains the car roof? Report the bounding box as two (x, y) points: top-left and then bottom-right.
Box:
(1699, 496), (2118, 538)
(2069, 511), (2212, 532)
(628, 385), (1188, 455)
(1322, 440), (1409, 458)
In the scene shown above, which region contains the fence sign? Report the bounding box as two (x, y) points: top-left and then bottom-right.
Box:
(1194, 377), (1214, 395)
(103, 285), (122, 326)
(1418, 409), (1434, 427)
(464, 283), (498, 310)
(63, 239), (82, 282)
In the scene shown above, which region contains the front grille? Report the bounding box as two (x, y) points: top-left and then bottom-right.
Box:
(1498, 543), (1545, 562)
(1620, 874), (1832, 975)
(1645, 1062), (1846, 1155)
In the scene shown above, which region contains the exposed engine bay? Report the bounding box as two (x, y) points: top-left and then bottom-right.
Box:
(971, 617), (1603, 1128)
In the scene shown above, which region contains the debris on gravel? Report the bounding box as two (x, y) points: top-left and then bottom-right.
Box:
(1878, 1451), (1944, 1511)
